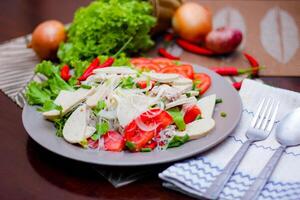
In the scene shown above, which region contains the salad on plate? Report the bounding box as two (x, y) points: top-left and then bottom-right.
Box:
(25, 57), (219, 153)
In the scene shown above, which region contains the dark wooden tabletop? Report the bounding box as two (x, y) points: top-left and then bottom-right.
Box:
(0, 1), (299, 200)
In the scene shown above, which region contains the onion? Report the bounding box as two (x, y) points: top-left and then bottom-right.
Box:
(135, 117), (159, 132)
(29, 20), (66, 59)
(98, 110), (117, 120)
(205, 26), (243, 54)
(141, 109), (163, 119)
(172, 2), (212, 43)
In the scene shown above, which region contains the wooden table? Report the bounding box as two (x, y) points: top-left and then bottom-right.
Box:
(0, 1), (299, 199)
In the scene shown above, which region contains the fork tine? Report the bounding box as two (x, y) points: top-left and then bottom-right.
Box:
(254, 98), (271, 129)
(261, 99), (275, 130)
(266, 101), (280, 132)
(251, 98), (266, 127)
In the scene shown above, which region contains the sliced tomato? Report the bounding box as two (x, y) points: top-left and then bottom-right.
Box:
(124, 121), (155, 151)
(184, 105), (201, 124)
(151, 57), (175, 67)
(103, 131), (125, 152)
(136, 80), (155, 89)
(194, 73), (211, 95)
(136, 81), (147, 89)
(134, 63), (161, 72)
(178, 64), (194, 79)
(124, 109), (173, 151)
(139, 108), (173, 134)
(160, 65), (191, 79)
(131, 58), (151, 65)
(143, 140), (157, 150)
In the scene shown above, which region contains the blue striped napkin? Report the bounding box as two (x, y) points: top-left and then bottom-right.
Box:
(159, 79), (300, 200)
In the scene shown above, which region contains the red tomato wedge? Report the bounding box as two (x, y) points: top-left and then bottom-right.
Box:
(124, 121), (155, 151)
(159, 65), (194, 79)
(193, 73), (211, 95)
(184, 105), (201, 124)
(139, 108), (173, 134)
(103, 131), (125, 152)
(124, 109), (173, 151)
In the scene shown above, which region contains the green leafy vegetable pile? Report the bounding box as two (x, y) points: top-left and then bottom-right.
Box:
(58, 0), (156, 63)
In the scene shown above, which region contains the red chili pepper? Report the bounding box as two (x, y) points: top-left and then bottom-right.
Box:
(176, 39), (214, 56)
(60, 65), (71, 81)
(78, 57), (100, 81)
(164, 33), (174, 42)
(158, 48), (180, 60)
(78, 57), (114, 81)
(100, 57), (115, 68)
(232, 81), (243, 90)
(212, 66), (261, 76)
(243, 52), (259, 76)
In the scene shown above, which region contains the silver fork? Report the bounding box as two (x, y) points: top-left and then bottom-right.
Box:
(202, 98), (280, 199)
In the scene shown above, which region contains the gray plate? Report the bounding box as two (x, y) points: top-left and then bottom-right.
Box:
(22, 65), (242, 166)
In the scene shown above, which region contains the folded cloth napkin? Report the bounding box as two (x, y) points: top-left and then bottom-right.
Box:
(159, 79), (300, 200)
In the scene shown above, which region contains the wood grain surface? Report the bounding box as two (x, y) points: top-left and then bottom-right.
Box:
(0, 1), (299, 200)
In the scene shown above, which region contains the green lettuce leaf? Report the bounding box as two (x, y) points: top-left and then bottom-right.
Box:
(47, 74), (74, 97)
(58, 0), (156, 63)
(37, 100), (63, 113)
(167, 134), (189, 148)
(35, 60), (59, 78)
(167, 107), (186, 131)
(25, 82), (51, 105)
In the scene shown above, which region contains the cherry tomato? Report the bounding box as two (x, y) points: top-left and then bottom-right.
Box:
(184, 105), (201, 124)
(194, 73), (211, 95)
(103, 131), (125, 152)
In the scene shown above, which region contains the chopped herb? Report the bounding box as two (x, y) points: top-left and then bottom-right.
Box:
(196, 115), (202, 120)
(120, 76), (135, 89)
(174, 61), (181, 66)
(92, 122), (110, 141)
(192, 80), (202, 92)
(80, 84), (92, 89)
(186, 93), (191, 97)
(167, 107), (186, 131)
(126, 141), (136, 151)
(221, 112), (227, 118)
(93, 100), (106, 115)
(215, 98), (223, 104)
(140, 148), (152, 152)
(167, 134), (189, 148)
